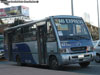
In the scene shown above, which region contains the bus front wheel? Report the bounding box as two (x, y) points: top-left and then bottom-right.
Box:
(49, 57), (59, 70)
(95, 54), (100, 63)
(79, 62), (90, 68)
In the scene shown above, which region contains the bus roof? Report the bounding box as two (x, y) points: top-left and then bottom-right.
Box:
(4, 15), (82, 31)
(4, 21), (35, 31)
(50, 15), (82, 19)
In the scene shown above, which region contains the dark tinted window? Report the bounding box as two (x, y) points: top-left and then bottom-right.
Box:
(12, 24), (37, 43)
(12, 28), (24, 43)
(23, 24), (37, 42)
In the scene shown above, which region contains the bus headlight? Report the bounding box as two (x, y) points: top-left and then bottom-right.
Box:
(59, 48), (70, 53)
(86, 46), (94, 51)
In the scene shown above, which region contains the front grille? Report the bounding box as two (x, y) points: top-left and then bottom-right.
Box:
(71, 46), (87, 52)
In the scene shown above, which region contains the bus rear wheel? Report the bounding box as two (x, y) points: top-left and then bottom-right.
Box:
(16, 56), (22, 66)
(79, 62), (90, 68)
(49, 57), (59, 70)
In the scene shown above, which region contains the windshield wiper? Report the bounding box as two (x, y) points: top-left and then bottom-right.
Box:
(60, 36), (72, 40)
(60, 35), (90, 40)
(61, 36), (79, 40)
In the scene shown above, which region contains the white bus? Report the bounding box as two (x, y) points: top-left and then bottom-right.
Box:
(4, 15), (96, 69)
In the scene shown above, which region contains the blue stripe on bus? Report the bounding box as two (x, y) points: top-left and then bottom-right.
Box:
(13, 43), (37, 64)
(61, 40), (92, 48)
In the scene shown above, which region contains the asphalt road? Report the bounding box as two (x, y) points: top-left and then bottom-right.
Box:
(0, 59), (100, 75)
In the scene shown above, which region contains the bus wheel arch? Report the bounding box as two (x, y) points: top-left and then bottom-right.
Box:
(48, 55), (59, 69)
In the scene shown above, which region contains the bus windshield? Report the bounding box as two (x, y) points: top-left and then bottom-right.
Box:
(54, 18), (90, 41)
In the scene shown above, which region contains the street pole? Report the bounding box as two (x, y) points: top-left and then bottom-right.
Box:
(97, 0), (100, 39)
(71, 0), (74, 16)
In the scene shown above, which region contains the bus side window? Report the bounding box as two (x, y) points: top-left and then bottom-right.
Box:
(23, 24), (37, 42)
(29, 24), (37, 41)
(47, 21), (55, 42)
(12, 28), (24, 43)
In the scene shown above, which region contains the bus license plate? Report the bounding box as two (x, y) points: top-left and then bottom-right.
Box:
(78, 55), (84, 58)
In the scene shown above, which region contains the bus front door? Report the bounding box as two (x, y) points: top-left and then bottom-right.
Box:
(37, 25), (47, 64)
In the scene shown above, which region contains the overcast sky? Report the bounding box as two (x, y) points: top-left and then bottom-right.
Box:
(0, 0), (100, 27)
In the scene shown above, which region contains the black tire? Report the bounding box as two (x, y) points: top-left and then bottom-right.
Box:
(1, 57), (5, 59)
(49, 57), (59, 70)
(79, 62), (90, 68)
(95, 54), (100, 63)
(16, 56), (22, 66)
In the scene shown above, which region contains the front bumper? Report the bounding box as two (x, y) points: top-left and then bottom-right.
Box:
(60, 51), (96, 65)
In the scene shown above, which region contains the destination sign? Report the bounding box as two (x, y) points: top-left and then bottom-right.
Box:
(54, 18), (84, 24)
(65, 19), (84, 24)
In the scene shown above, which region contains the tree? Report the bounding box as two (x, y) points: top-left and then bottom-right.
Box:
(85, 22), (99, 40)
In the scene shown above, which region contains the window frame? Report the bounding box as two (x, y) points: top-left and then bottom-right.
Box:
(46, 20), (57, 42)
